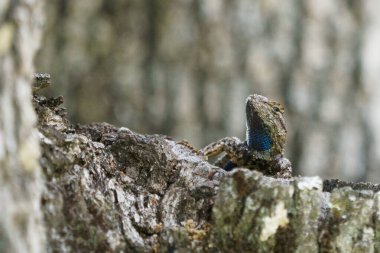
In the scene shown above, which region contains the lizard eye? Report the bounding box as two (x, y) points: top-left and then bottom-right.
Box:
(269, 101), (284, 114)
(273, 106), (285, 114)
(272, 106), (282, 113)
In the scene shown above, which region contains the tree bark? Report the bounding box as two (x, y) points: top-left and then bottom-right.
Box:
(34, 87), (380, 253)
(36, 0), (378, 182)
(2, 1), (380, 251)
(0, 0), (45, 253)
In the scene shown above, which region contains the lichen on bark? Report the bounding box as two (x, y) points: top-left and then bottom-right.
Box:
(33, 88), (380, 252)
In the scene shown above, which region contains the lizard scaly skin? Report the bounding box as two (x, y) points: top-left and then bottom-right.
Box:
(200, 94), (292, 178)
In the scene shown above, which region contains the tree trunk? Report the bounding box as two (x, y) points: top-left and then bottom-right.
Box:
(36, 1), (380, 182)
(33, 85), (380, 252)
(2, 1), (380, 252)
(0, 0), (45, 253)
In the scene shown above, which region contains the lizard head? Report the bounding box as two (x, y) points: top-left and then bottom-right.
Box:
(245, 94), (287, 157)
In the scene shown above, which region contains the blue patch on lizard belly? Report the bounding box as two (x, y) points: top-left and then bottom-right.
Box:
(248, 130), (272, 151)
(223, 161), (236, 171)
(246, 108), (273, 151)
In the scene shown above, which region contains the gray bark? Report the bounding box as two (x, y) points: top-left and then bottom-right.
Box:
(34, 87), (380, 253)
(2, 1), (380, 251)
(36, 1), (380, 182)
(0, 0), (45, 253)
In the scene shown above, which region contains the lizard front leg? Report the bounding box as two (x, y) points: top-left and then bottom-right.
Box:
(200, 137), (244, 171)
(214, 155), (231, 168)
(200, 137), (242, 158)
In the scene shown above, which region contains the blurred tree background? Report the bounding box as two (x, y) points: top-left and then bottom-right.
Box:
(36, 0), (380, 182)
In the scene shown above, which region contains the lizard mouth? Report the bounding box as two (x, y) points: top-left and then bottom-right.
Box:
(246, 102), (273, 151)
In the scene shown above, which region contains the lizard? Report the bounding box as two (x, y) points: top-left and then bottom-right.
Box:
(200, 94), (292, 178)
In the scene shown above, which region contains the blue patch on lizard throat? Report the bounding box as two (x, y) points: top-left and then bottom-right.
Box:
(248, 129), (272, 151)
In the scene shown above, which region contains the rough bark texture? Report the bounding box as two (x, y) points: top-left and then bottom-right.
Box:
(34, 94), (224, 252)
(36, 0), (380, 182)
(0, 1), (45, 253)
(34, 89), (380, 253)
(3, 1), (380, 251)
